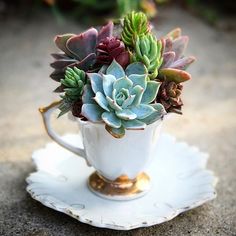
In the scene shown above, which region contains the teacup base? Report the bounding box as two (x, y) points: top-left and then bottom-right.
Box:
(88, 171), (151, 201)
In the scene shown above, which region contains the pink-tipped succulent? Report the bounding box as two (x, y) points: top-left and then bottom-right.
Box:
(96, 37), (130, 68)
(50, 21), (114, 91)
(159, 28), (196, 83)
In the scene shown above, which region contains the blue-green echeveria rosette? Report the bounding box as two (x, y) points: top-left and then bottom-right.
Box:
(81, 60), (166, 138)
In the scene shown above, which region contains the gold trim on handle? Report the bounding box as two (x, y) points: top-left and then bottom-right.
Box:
(39, 100), (61, 144)
(38, 100), (87, 158)
(39, 100), (61, 114)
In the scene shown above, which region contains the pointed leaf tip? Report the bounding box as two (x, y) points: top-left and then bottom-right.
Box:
(106, 60), (125, 79)
(105, 125), (125, 139)
(66, 28), (98, 60)
(98, 21), (114, 44)
(54, 34), (75, 57)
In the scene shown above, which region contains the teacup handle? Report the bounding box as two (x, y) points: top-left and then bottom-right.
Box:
(39, 101), (86, 159)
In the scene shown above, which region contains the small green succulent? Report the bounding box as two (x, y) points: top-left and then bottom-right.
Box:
(132, 34), (163, 80)
(58, 67), (86, 117)
(82, 60), (166, 138)
(121, 11), (150, 48)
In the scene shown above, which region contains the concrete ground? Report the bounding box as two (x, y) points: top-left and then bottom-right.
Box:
(0, 6), (235, 236)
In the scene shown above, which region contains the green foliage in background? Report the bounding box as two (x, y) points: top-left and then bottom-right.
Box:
(73, 0), (116, 11)
(43, 0), (160, 24)
(117, 0), (140, 18)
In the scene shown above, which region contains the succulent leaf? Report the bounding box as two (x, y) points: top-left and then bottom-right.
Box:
(113, 76), (133, 92)
(66, 28), (98, 60)
(105, 125), (125, 139)
(50, 59), (76, 70)
(106, 96), (122, 111)
(130, 85), (144, 106)
(97, 21), (114, 43)
(121, 95), (136, 109)
(115, 109), (137, 120)
(172, 36), (189, 60)
(102, 112), (121, 128)
(125, 62), (148, 76)
(81, 104), (103, 122)
(51, 53), (70, 60)
(165, 28), (181, 40)
(130, 104), (155, 119)
(54, 34), (75, 58)
(159, 68), (191, 83)
(106, 60), (126, 79)
(94, 92), (110, 112)
(170, 56), (196, 70)
(139, 103), (166, 125)
(141, 81), (160, 104)
(82, 84), (96, 104)
(128, 74), (147, 90)
(88, 73), (103, 94)
(162, 52), (175, 68)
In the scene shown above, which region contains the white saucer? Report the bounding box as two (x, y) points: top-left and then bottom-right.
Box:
(26, 133), (217, 230)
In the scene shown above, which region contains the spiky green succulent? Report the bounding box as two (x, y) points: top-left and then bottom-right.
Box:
(81, 60), (166, 138)
(132, 34), (163, 80)
(58, 67), (86, 117)
(121, 11), (150, 47)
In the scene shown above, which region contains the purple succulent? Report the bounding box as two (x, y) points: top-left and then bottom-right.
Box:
(159, 28), (196, 83)
(50, 21), (114, 91)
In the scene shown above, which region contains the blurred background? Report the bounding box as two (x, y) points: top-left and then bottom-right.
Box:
(0, 1), (235, 235)
(0, 0), (236, 27)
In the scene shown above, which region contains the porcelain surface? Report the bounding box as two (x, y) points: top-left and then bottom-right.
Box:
(41, 101), (163, 180)
(79, 119), (162, 180)
(26, 133), (217, 230)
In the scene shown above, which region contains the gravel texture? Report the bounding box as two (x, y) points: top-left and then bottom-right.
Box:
(0, 6), (235, 236)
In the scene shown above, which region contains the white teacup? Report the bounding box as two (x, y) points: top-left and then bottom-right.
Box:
(39, 101), (163, 200)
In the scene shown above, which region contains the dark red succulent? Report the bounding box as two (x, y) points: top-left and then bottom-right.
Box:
(96, 37), (130, 68)
(71, 100), (83, 118)
(156, 80), (183, 114)
(158, 28), (195, 84)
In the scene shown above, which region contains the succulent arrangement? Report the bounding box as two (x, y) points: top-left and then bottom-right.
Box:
(50, 11), (195, 138)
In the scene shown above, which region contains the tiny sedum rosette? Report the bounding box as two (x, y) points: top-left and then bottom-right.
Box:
(50, 11), (195, 138)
